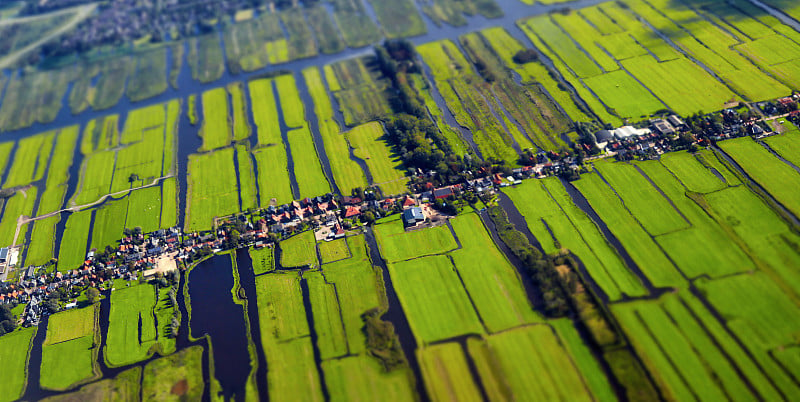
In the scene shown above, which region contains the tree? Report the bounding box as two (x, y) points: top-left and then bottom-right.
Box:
(86, 287), (100, 304)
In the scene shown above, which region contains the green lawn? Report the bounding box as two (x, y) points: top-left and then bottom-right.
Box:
(0, 327), (36, 402)
(141, 345), (204, 401)
(187, 34), (225, 83)
(280, 230), (317, 268)
(388, 255), (484, 344)
(126, 47), (168, 102)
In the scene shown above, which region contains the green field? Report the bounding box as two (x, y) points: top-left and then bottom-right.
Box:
(373, 219), (458, 263)
(287, 126), (331, 199)
(660, 151), (727, 194)
(573, 172), (684, 288)
(104, 284), (174, 367)
(311, 235), (389, 360)
(125, 187), (161, 233)
(188, 34), (225, 83)
(41, 367), (140, 402)
(366, 0), (426, 38)
(199, 88), (232, 151)
(141, 346), (204, 401)
(185, 149), (240, 231)
(280, 230), (317, 268)
(250, 246), (274, 275)
(3, 131), (54, 188)
(91, 198), (128, 250)
(318, 238), (350, 263)
(345, 122), (407, 194)
(702, 185), (800, 296)
(595, 161), (689, 236)
(330, 0), (381, 48)
(228, 82), (251, 142)
(0, 327), (36, 402)
(505, 178), (647, 300)
(613, 290), (781, 401)
(25, 216), (59, 267)
(253, 146), (294, 206)
(719, 136), (800, 218)
(419, 342), (484, 401)
(235, 144), (258, 211)
(764, 129), (800, 168)
(483, 325), (593, 400)
(448, 213), (541, 331)
(57, 210), (91, 271)
(40, 335), (99, 391)
(0, 186), (38, 246)
(255, 271), (324, 401)
(302, 67), (368, 194)
(389, 255), (484, 344)
(44, 305), (95, 345)
(698, 272), (800, 398)
(323, 355), (416, 401)
(126, 47), (168, 102)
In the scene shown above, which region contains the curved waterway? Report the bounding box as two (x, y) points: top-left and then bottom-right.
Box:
(188, 255), (253, 401)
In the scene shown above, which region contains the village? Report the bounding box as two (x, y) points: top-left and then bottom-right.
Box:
(0, 99), (797, 328)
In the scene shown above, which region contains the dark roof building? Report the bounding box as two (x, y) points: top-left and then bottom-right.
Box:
(402, 207), (425, 226)
(0, 247), (7, 262)
(594, 129), (614, 143)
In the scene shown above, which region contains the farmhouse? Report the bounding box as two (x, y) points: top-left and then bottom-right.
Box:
(402, 207), (425, 226)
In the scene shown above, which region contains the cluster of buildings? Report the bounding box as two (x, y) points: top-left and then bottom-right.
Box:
(591, 115), (686, 158)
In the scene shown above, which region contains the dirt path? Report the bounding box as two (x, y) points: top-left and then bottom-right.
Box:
(10, 175), (174, 246)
